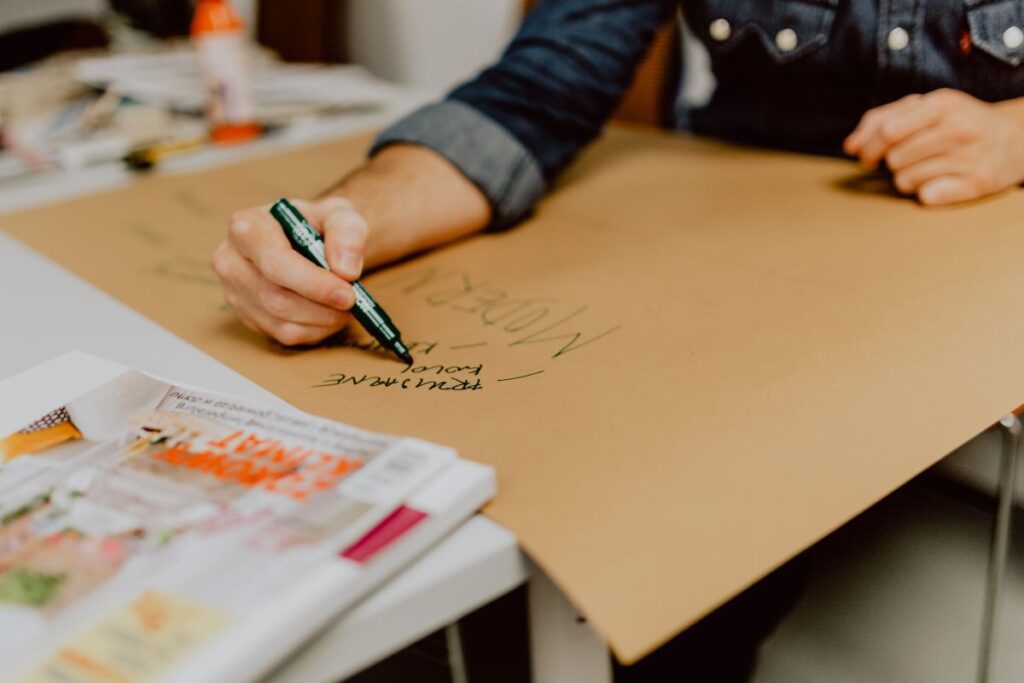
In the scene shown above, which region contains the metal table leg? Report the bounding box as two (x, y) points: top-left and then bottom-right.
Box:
(977, 413), (1021, 683)
(528, 567), (613, 683)
(445, 621), (469, 683)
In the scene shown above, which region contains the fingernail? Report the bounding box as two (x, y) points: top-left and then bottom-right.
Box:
(340, 252), (362, 277)
(330, 289), (351, 308)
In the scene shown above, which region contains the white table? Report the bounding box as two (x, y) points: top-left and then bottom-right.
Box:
(0, 95), (616, 682)
(0, 213), (530, 683)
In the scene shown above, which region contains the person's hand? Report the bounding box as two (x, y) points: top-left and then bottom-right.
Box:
(212, 196), (369, 346)
(844, 89), (1024, 205)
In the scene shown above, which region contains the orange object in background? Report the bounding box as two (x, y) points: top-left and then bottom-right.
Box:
(191, 0), (261, 144)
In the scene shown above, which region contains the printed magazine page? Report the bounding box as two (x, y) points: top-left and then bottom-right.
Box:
(0, 356), (494, 683)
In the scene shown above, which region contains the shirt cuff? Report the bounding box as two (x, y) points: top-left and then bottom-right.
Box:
(371, 100), (546, 230)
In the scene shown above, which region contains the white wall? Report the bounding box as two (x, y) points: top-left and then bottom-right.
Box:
(345, 0), (520, 91)
(233, 0), (259, 38)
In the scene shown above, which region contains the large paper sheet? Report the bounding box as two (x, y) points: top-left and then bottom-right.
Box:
(7, 126), (1024, 661)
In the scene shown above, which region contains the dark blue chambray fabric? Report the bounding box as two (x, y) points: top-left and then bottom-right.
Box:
(373, 0), (1024, 227)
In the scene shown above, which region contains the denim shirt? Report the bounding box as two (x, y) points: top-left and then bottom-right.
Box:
(373, 0), (1024, 228)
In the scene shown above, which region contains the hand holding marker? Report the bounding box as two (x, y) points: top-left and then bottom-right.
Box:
(269, 199), (414, 365)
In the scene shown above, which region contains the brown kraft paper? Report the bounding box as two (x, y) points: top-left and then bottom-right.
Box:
(6, 126), (1024, 662)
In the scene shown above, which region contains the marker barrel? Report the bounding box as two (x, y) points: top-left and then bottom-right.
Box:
(268, 199), (413, 364)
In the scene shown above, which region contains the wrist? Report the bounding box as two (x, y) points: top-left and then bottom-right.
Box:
(324, 143), (491, 271)
(320, 152), (412, 270)
(995, 98), (1024, 186)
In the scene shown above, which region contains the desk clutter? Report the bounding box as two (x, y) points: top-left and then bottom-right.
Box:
(0, 352), (493, 683)
(0, 40), (396, 179)
(75, 48), (397, 124)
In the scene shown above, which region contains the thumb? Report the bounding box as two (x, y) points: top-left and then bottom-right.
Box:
(322, 201), (369, 281)
(919, 176), (975, 206)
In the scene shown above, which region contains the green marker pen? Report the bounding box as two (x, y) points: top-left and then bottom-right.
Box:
(269, 198), (414, 365)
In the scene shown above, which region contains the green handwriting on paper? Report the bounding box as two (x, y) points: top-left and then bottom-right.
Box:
(383, 268), (622, 359)
(153, 254), (221, 286)
(133, 223), (623, 364)
(312, 362), (541, 392)
(317, 339), (488, 391)
(314, 267), (622, 392)
(316, 339), (549, 392)
(314, 373), (484, 392)
(125, 213), (622, 393)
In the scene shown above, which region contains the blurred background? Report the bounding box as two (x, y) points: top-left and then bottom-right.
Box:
(0, 0), (524, 187)
(0, 0), (520, 86)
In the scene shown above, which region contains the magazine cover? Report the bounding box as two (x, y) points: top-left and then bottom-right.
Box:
(0, 354), (494, 683)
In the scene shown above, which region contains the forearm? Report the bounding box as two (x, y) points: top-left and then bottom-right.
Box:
(366, 1), (676, 232)
(323, 143), (492, 270)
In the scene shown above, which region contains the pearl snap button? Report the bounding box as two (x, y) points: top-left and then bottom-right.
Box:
(1004, 25), (1024, 49)
(709, 18), (731, 41)
(775, 28), (798, 52)
(887, 27), (909, 51)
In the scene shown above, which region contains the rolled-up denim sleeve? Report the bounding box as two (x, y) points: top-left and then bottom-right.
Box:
(372, 0), (676, 228)
(372, 100), (545, 229)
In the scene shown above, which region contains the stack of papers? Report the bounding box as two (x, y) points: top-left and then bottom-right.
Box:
(0, 353), (494, 683)
(74, 49), (399, 123)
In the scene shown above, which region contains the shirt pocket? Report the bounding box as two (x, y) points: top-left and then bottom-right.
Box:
(686, 0), (839, 65)
(965, 0), (1024, 67)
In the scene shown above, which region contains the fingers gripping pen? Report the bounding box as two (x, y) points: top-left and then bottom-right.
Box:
(269, 198), (414, 364)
